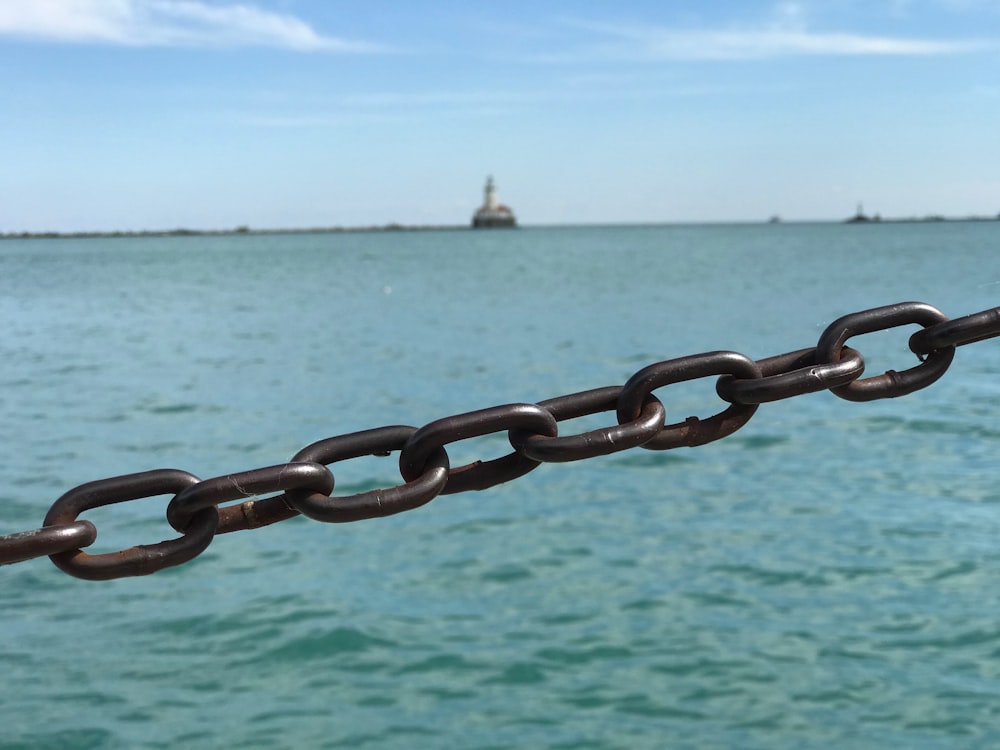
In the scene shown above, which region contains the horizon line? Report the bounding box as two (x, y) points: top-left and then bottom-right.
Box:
(3, 214), (999, 240)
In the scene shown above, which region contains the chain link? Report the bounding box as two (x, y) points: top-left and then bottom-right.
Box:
(816, 302), (955, 402)
(289, 426), (450, 523)
(2, 301), (998, 580)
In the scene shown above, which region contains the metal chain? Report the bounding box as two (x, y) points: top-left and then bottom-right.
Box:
(3, 301), (999, 580)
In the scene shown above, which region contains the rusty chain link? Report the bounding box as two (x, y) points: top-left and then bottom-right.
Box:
(2, 301), (998, 580)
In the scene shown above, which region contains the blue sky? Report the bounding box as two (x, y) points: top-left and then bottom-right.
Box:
(1, 1), (998, 231)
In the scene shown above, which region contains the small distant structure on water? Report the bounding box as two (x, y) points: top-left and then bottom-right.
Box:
(472, 176), (517, 228)
(846, 202), (881, 223)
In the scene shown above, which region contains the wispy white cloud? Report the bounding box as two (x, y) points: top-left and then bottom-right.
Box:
(544, 15), (981, 62)
(229, 78), (789, 129)
(0, 0), (383, 51)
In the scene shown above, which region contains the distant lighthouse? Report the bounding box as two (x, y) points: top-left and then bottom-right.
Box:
(472, 176), (517, 228)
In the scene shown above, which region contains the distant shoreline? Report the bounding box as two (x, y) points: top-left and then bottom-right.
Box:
(1, 214), (997, 240)
(0, 223), (468, 240)
(844, 213), (999, 225)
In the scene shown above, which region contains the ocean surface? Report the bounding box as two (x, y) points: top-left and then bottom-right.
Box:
(1, 222), (999, 749)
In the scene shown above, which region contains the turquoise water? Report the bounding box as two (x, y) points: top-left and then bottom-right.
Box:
(1, 222), (999, 749)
